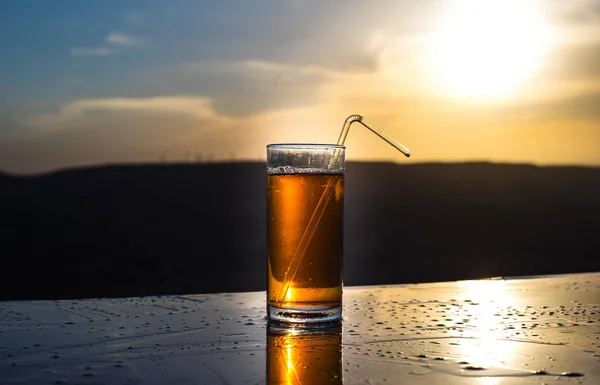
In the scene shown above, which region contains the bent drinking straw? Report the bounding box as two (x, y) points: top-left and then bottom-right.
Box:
(275, 115), (411, 307)
(337, 115), (411, 158)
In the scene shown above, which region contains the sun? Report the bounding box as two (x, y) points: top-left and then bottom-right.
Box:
(425, 0), (553, 100)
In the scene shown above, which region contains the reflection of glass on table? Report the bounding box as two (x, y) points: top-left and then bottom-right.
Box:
(267, 322), (342, 385)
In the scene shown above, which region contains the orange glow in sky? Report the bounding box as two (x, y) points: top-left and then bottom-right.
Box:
(1, 0), (599, 173)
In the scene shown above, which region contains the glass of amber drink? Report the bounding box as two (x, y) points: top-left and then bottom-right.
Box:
(267, 144), (345, 323)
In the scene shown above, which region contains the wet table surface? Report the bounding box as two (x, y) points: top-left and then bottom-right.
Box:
(1, 273), (599, 384)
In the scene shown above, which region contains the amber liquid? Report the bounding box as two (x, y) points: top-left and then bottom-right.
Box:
(267, 331), (342, 385)
(267, 172), (344, 311)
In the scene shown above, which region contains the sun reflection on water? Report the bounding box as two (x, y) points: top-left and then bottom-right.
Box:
(456, 279), (517, 376)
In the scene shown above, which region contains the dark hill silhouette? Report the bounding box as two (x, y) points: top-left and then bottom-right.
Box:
(1, 162), (599, 300)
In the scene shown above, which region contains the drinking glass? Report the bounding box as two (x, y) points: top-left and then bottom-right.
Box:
(266, 144), (345, 323)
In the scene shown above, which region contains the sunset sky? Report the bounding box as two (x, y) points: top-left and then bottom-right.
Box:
(1, 0), (600, 173)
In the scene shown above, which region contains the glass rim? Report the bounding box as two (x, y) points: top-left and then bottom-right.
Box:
(267, 143), (345, 150)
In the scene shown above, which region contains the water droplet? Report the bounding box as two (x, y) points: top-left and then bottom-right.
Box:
(561, 372), (584, 377)
(462, 365), (486, 371)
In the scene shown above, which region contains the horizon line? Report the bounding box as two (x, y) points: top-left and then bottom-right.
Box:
(2, 159), (600, 178)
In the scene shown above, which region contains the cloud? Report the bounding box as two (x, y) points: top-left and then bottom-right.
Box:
(111, 59), (335, 117)
(4, 80), (600, 174)
(544, 40), (600, 80)
(1, 95), (268, 173)
(6, 90), (352, 172)
(554, 0), (600, 24)
(70, 32), (144, 58)
(510, 90), (600, 121)
(70, 47), (119, 57)
(9, 31), (600, 175)
(106, 32), (144, 46)
(23, 96), (233, 131)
